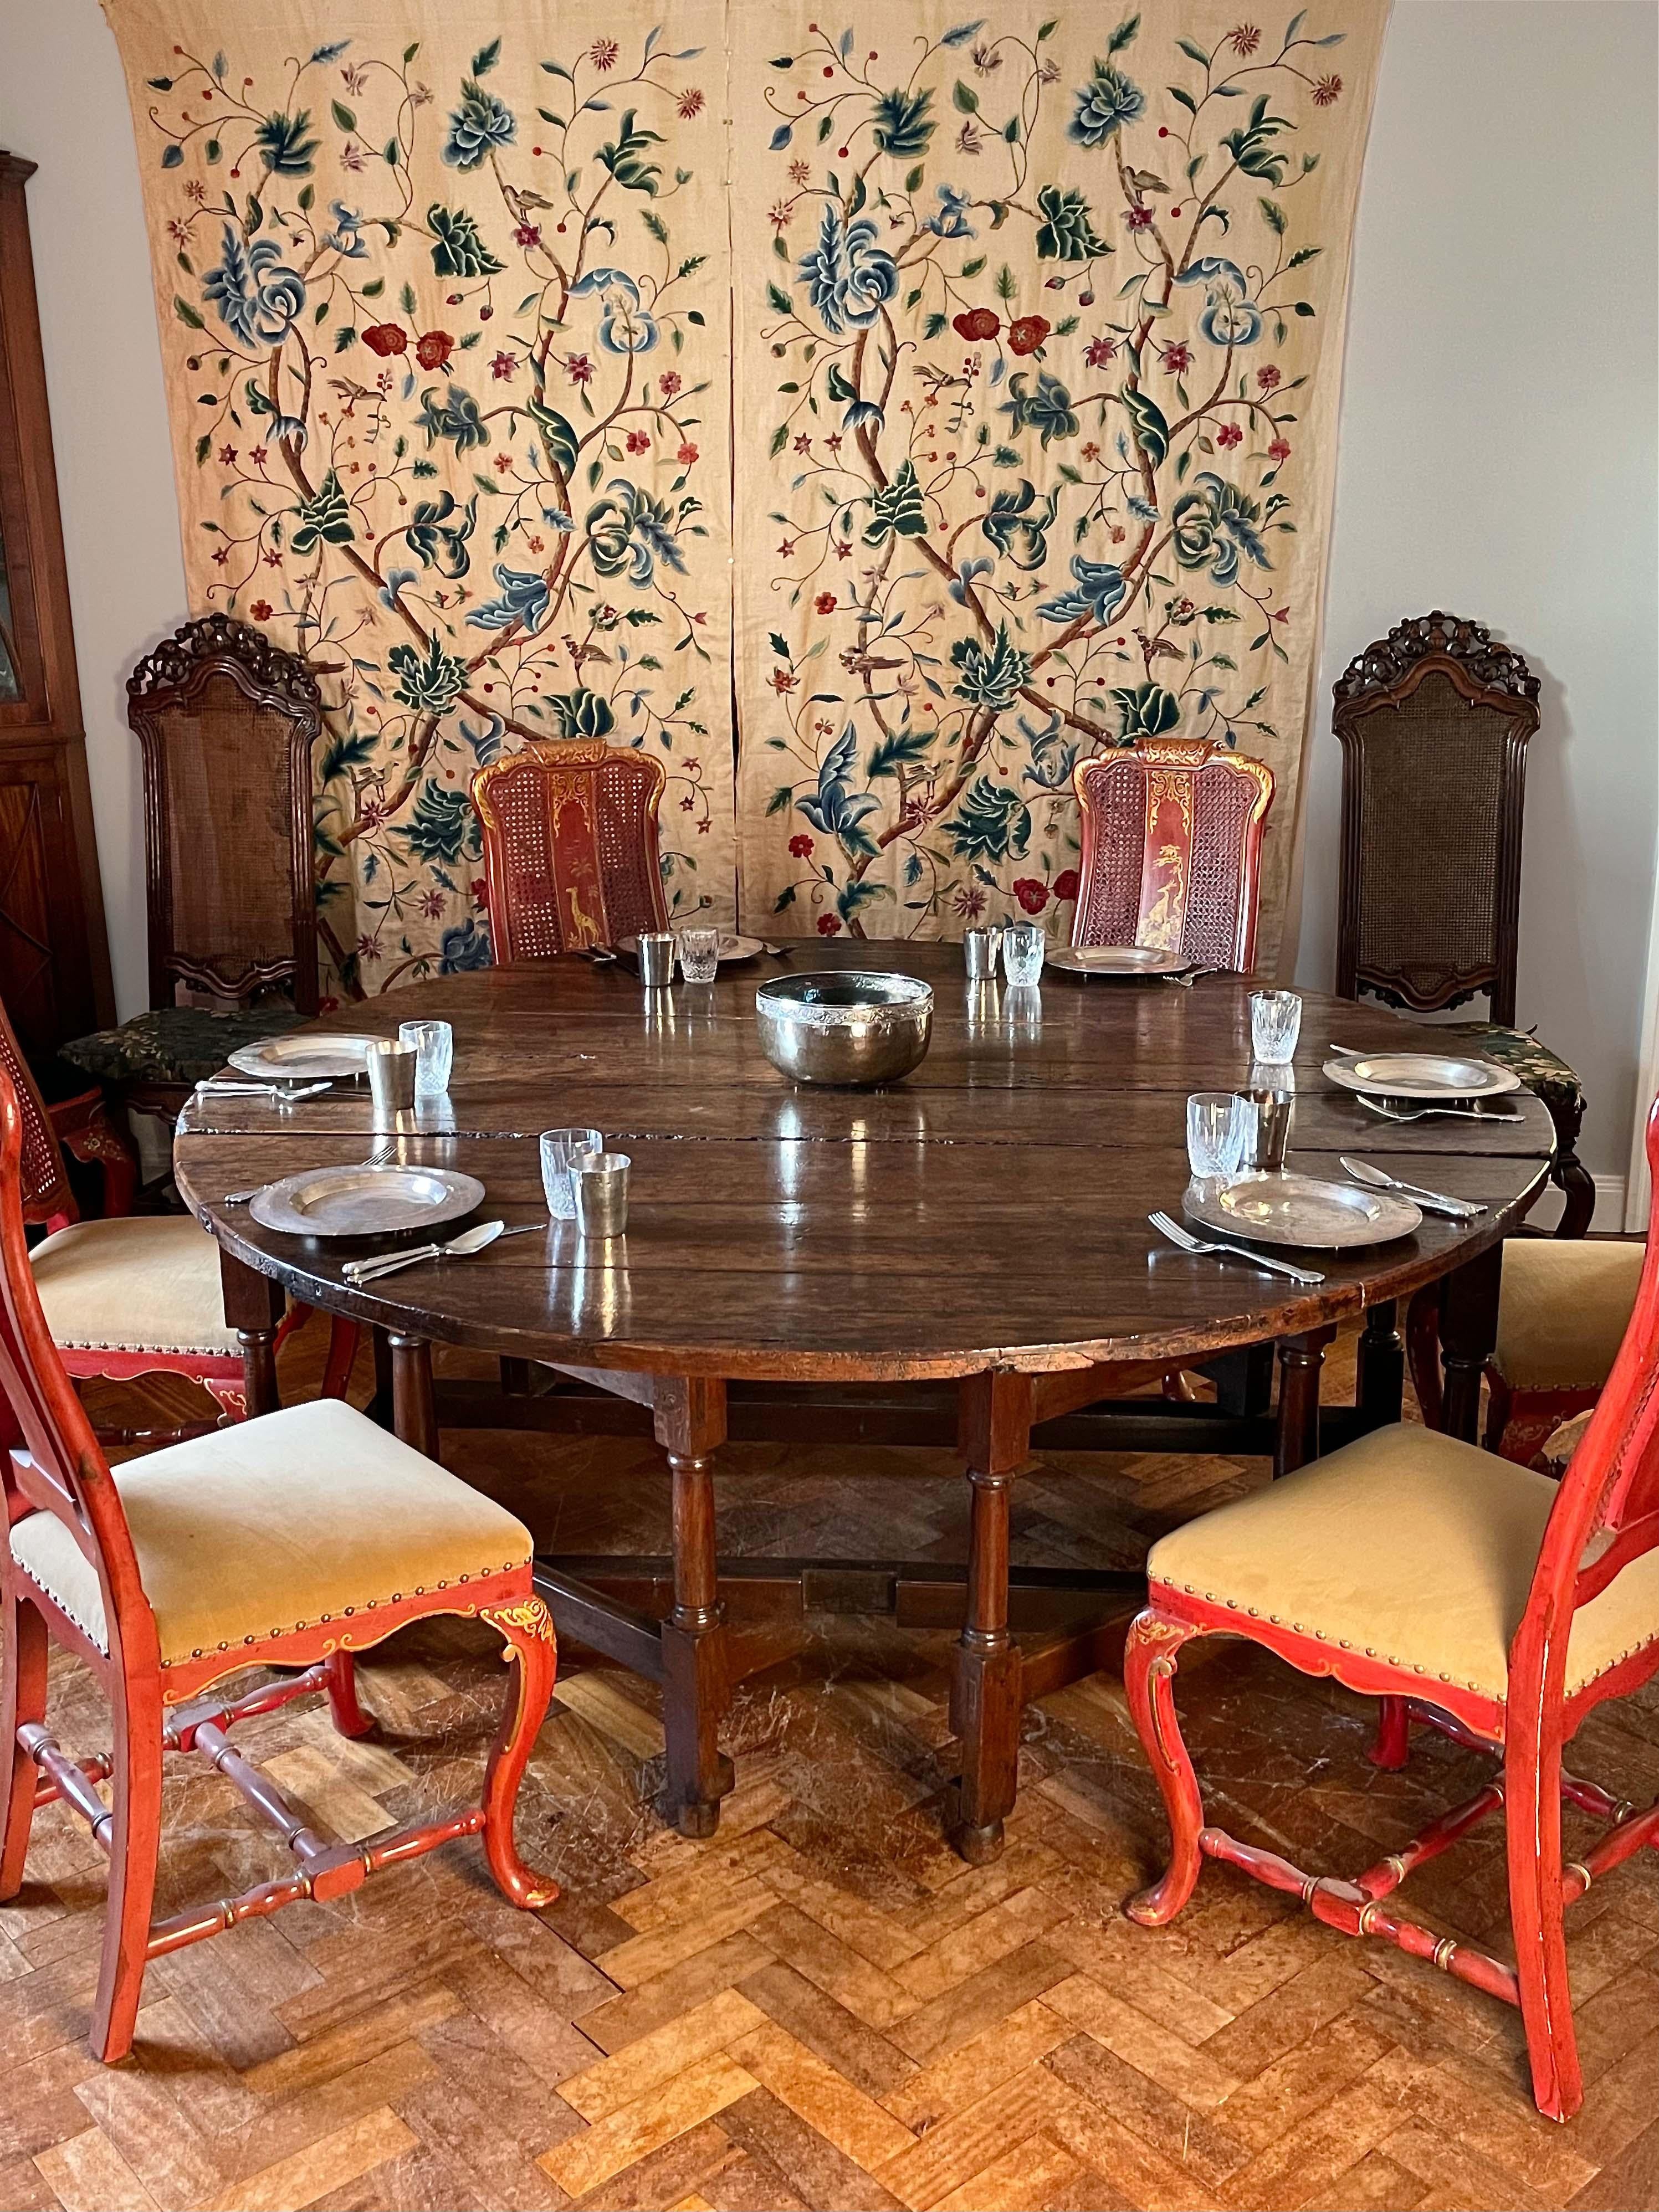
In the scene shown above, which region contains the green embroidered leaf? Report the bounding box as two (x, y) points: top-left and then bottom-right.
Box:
(1122, 385), (1170, 466)
(863, 459), (928, 543)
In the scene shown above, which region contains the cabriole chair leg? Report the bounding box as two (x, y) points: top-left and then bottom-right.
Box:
(1369, 1696), (1412, 1769)
(1123, 1608), (1205, 1927)
(482, 1598), (559, 1911)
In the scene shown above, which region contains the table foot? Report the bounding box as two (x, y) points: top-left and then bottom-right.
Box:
(948, 1374), (1032, 1862)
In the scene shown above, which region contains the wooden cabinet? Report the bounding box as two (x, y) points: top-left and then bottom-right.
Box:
(0, 151), (112, 1057)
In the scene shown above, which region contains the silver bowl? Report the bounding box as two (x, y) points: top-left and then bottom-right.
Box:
(755, 971), (934, 1087)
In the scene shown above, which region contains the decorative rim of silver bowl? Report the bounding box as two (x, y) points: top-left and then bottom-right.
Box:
(755, 972), (934, 1028)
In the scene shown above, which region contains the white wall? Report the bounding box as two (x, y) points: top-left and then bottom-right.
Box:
(1298, 0), (1659, 1207)
(2, 0), (1656, 1188)
(0, 0), (188, 1021)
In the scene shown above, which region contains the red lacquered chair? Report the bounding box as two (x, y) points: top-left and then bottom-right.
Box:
(1123, 1096), (1659, 2122)
(471, 738), (669, 959)
(1, 992), (354, 1434)
(0, 1060), (558, 2062)
(1071, 738), (1274, 973)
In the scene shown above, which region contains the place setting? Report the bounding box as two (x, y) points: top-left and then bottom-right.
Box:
(1323, 1039), (1524, 1123)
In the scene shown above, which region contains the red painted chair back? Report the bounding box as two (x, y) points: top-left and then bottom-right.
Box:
(1071, 738), (1274, 973)
(1513, 1096), (1659, 1713)
(0, 1064), (157, 1680)
(0, 993), (76, 1230)
(471, 740), (669, 961)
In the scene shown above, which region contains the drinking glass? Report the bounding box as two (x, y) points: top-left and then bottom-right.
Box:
(540, 1125), (603, 1220)
(1250, 989), (1302, 1065)
(1002, 921), (1046, 987)
(366, 1038), (417, 1125)
(1186, 1092), (1250, 1182)
(398, 1018), (453, 1101)
(572, 1151), (630, 1239)
(1239, 1085), (1294, 1172)
(962, 927), (999, 980)
(677, 926), (720, 983)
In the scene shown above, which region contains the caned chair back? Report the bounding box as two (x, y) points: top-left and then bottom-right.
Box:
(127, 616), (323, 1015)
(1333, 612), (1540, 1025)
(0, 1065), (154, 1674)
(0, 988), (74, 1228)
(1515, 1096), (1659, 1716)
(1071, 738), (1273, 973)
(470, 739), (669, 961)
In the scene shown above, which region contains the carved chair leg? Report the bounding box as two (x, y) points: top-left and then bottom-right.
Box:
(325, 1652), (373, 1739)
(1553, 1153), (1596, 1239)
(204, 1377), (248, 1425)
(1369, 1696), (1412, 1770)
(481, 1597), (559, 1911)
(1483, 1370), (1515, 1457)
(1123, 1608), (1204, 1926)
(90, 1692), (165, 2065)
(0, 1595), (47, 1898)
(1506, 1726), (1582, 2121)
(1405, 1285), (1443, 1428)
(321, 1317), (362, 1402)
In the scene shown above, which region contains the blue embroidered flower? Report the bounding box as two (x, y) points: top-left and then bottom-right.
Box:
(1170, 473), (1272, 588)
(439, 916), (492, 972)
(923, 184), (975, 240)
(466, 563), (551, 633)
(202, 224), (307, 347)
(567, 268), (660, 357)
(1175, 258), (1264, 348)
(443, 78), (518, 170)
(797, 206), (899, 336)
(323, 201), (368, 259)
(1068, 62), (1145, 147)
(586, 478), (688, 587)
(1037, 556), (1128, 625)
(403, 490), (477, 578)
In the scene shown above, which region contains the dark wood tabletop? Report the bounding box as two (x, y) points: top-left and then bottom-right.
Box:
(173, 944), (1552, 1384)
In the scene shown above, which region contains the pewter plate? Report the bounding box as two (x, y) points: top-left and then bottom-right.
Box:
(249, 1164), (485, 1240)
(618, 932), (766, 965)
(228, 1032), (380, 1081)
(1048, 943), (1188, 977)
(1185, 1172), (1422, 1250)
(1323, 1052), (1519, 1101)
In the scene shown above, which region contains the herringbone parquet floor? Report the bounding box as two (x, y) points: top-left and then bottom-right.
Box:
(7, 1331), (1659, 2212)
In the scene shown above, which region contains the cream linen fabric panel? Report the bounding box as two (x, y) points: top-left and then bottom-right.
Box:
(731, 3), (1386, 959)
(101, 1), (736, 992)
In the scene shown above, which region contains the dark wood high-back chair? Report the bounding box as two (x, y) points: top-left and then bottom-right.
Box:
(1124, 1094), (1659, 2121)
(0, 1060), (558, 2064)
(1333, 612), (1592, 1234)
(129, 614), (322, 1016)
(471, 738), (669, 960)
(1071, 738), (1274, 973)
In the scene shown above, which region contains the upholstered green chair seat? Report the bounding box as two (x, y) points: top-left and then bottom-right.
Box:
(60, 1005), (304, 1089)
(1442, 1022), (1585, 1124)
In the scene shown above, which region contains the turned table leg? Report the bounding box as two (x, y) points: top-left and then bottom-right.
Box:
(1440, 1243), (1504, 1444)
(1274, 1326), (1336, 1477)
(388, 1335), (438, 1459)
(1356, 1300), (1405, 1431)
(656, 1377), (734, 1839)
(949, 1369), (1031, 1866)
(218, 1250), (284, 1417)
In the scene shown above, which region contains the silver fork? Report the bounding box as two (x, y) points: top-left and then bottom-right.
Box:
(224, 1137), (398, 1207)
(1148, 1210), (1325, 1285)
(1356, 1095), (1523, 1126)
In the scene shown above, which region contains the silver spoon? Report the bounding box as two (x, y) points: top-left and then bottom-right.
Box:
(1339, 1156), (1486, 1218)
(343, 1219), (542, 1284)
(1356, 1094), (1523, 1126)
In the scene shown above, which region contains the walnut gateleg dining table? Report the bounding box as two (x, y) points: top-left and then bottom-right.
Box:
(172, 945), (1553, 1864)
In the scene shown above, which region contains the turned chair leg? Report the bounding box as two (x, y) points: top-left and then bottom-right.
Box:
(1369, 1696), (1412, 1769)
(0, 1597), (47, 1898)
(481, 1597), (559, 1911)
(325, 1651), (374, 1739)
(1123, 1608), (1205, 1926)
(90, 1693), (165, 2065)
(1506, 1732), (1582, 2121)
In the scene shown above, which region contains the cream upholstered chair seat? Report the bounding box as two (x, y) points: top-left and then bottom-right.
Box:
(30, 1214), (246, 1356)
(1148, 1424), (1659, 1703)
(1493, 1240), (1645, 1392)
(9, 1399), (532, 1677)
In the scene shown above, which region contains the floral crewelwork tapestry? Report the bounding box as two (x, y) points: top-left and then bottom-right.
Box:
(732, 1), (1385, 961)
(103, 0), (736, 994)
(104, 0), (1386, 984)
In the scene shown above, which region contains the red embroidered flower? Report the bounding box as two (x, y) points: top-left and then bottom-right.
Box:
(789, 833), (814, 857)
(1052, 868), (1080, 904)
(1268, 437), (1292, 461)
(589, 38), (619, 69)
(217, 443), (238, 466)
(415, 329), (453, 370)
(817, 913), (842, 936)
(770, 667), (797, 694)
(1163, 343), (1191, 375)
(249, 599), (273, 621)
(471, 877), (488, 907)
(1312, 74), (1343, 106)
(1084, 336), (1116, 368)
(814, 592), (837, 615)
(952, 307), (1000, 342)
(566, 353), (594, 386)
(1126, 205), (1154, 233)
(1228, 24), (1261, 55)
(626, 429), (651, 454)
(1257, 364), (1281, 391)
(659, 371), (683, 398)
(1007, 315), (1049, 356)
(490, 351), (519, 381)
(1012, 878), (1049, 915)
(677, 441), (699, 465)
(1216, 422), (1243, 448)
(514, 222), (541, 248)
(678, 88), (705, 120)
(362, 322), (407, 357)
